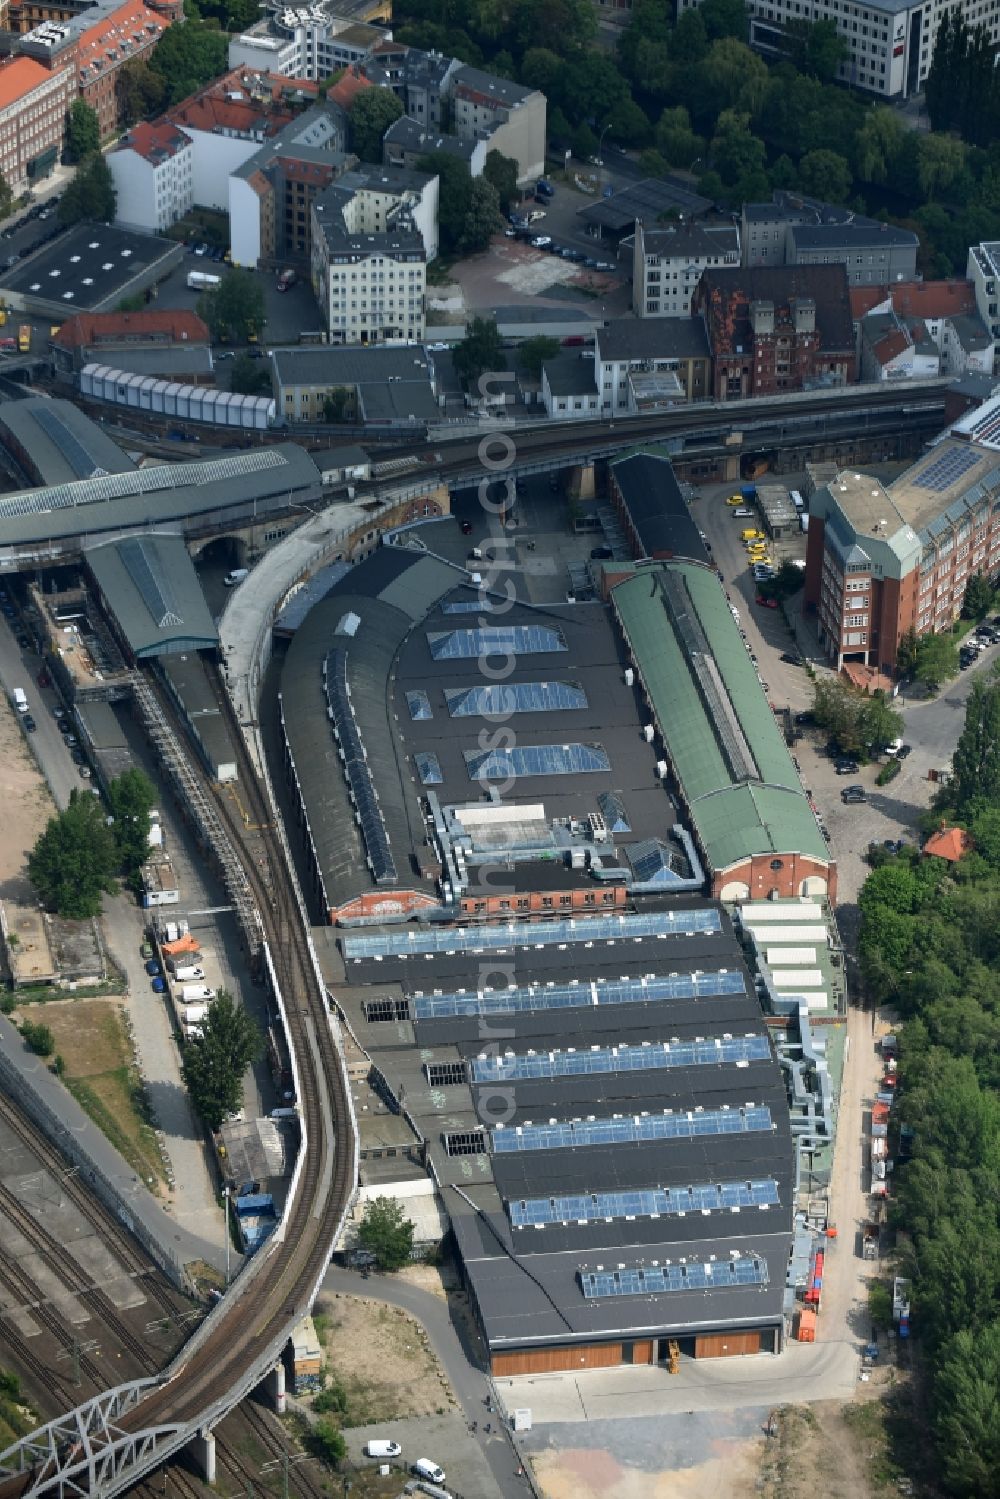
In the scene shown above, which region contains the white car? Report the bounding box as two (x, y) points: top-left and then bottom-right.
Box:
(413, 1459), (446, 1485)
(365, 1439), (402, 1458)
(527, 209), (546, 223)
(530, 235), (551, 248)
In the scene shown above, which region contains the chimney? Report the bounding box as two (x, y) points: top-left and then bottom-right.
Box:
(749, 299), (774, 336)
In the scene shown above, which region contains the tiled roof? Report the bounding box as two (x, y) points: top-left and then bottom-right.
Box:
(76, 0), (164, 83)
(119, 118), (189, 163)
(0, 56), (52, 110)
(850, 279), (977, 321)
(327, 68), (373, 108)
(54, 310), (209, 348)
(168, 67), (309, 137)
(923, 826), (973, 862)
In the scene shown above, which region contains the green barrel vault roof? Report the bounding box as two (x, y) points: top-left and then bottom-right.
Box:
(612, 562), (828, 872)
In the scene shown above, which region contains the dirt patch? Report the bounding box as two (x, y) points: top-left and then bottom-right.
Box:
(757, 1390), (909, 1499)
(309, 1294), (458, 1425)
(0, 694), (56, 905)
(25, 997), (168, 1189)
(532, 1440), (764, 1499)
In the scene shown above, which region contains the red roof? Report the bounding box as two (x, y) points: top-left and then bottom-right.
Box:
(850, 280), (977, 322)
(922, 826), (973, 862)
(76, 0), (165, 83)
(120, 118), (189, 163)
(328, 69), (373, 109)
(166, 66), (315, 138)
(54, 310), (209, 349)
(0, 56), (53, 110)
(871, 328), (911, 366)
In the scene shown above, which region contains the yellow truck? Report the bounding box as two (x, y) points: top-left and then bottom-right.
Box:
(17, 324), (30, 353)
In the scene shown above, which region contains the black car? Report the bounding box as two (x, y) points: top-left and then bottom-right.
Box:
(896, 743), (912, 758)
(17, 634), (29, 649)
(590, 545), (613, 560)
(835, 758), (860, 775)
(780, 652), (803, 666)
(22, 715), (36, 733)
(795, 710), (815, 726)
(841, 785), (867, 804)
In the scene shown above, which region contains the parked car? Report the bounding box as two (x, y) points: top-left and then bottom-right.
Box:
(460, 519), (472, 535)
(779, 652), (803, 666)
(841, 786), (867, 805)
(590, 545), (613, 560)
(151, 976), (166, 993)
(145, 960), (162, 977)
(595, 261), (615, 271)
(412, 1460), (446, 1485)
(896, 743), (912, 758)
(78, 765), (91, 779)
(22, 715), (35, 733)
(835, 758), (860, 775)
(755, 594), (778, 609)
(795, 710), (815, 725)
(530, 235), (552, 248)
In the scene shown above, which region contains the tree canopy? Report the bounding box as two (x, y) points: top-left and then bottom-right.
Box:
(418, 151), (502, 255)
(181, 991), (262, 1132)
(229, 352), (273, 396)
(28, 791), (119, 919)
(349, 87), (404, 160)
(452, 315), (504, 387)
(483, 148), (518, 212)
(812, 678), (902, 758)
(65, 100), (100, 163)
(517, 334), (560, 377)
(357, 1196), (414, 1270)
(148, 22), (228, 106)
(107, 770), (157, 880)
(59, 154), (116, 226)
(197, 268), (265, 344)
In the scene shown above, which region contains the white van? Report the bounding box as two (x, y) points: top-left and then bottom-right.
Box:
(790, 489), (805, 510)
(180, 984), (215, 1002)
(365, 1439), (402, 1459)
(224, 568), (249, 587)
(11, 687), (27, 714)
(412, 1461), (446, 1486)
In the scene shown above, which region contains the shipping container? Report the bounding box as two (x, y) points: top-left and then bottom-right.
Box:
(166, 949), (202, 973)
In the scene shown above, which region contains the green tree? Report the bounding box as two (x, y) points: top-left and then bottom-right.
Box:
(952, 678), (1000, 816)
(517, 335), (560, 377)
(962, 571), (996, 620)
(710, 110), (767, 190)
(784, 18), (848, 82)
(934, 1323), (1000, 1496)
(798, 148), (852, 204)
(854, 106), (905, 185)
(896, 626), (920, 678)
(148, 22), (228, 106)
(812, 678), (902, 756)
(58, 154), (116, 226)
(916, 132), (968, 199)
(867, 1280), (893, 1332)
(702, 38), (768, 113)
(358, 1196), (414, 1270)
(180, 991), (263, 1132)
(119, 60), (167, 128)
(655, 105), (702, 168)
(322, 387), (351, 422)
(306, 1419), (347, 1467)
(913, 631), (959, 692)
(20, 1021), (55, 1058)
(229, 352), (272, 396)
(419, 151), (471, 255)
(458, 175), (503, 253)
(483, 149), (518, 212)
(65, 99), (100, 162)
(28, 791), (119, 918)
(452, 315), (504, 388)
(349, 86), (405, 161)
(197, 268), (265, 344)
(106, 769), (157, 877)
(699, 0), (749, 42)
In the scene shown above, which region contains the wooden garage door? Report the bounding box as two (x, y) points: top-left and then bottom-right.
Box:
(694, 1331), (762, 1359)
(492, 1343), (623, 1376)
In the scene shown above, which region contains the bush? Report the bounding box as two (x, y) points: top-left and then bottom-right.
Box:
(306, 1419), (346, 1467)
(20, 1020), (55, 1057)
(312, 1379), (348, 1415)
(876, 758), (902, 786)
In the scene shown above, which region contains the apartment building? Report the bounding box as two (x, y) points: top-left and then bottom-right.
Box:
(310, 172), (429, 345)
(108, 119), (192, 233)
(742, 193), (918, 284)
(449, 64), (544, 184)
(382, 115), (485, 176)
(595, 318), (712, 413)
(804, 395), (1000, 673)
(20, 0), (169, 140)
(679, 0), (948, 99)
(854, 282), (993, 381)
(694, 263), (856, 399)
(228, 102), (351, 267)
(628, 218), (740, 319)
(271, 344), (437, 424)
(965, 242), (1000, 370)
(0, 55), (72, 193)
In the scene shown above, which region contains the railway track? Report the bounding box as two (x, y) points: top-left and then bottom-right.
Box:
(107, 663), (355, 1449)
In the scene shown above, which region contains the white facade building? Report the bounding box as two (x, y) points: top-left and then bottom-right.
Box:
(109, 121), (193, 234)
(678, 0), (956, 99)
(628, 218), (740, 319)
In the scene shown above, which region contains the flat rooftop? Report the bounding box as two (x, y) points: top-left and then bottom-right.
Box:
(886, 438), (1000, 536)
(0, 223), (179, 312)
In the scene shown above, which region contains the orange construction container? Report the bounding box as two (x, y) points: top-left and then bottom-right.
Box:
(797, 1309), (817, 1342)
(162, 933), (199, 956)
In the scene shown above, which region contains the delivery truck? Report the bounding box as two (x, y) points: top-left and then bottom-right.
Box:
(178, 1003), (209, 1025)
(187, 270), (221, 292)
(11, 687), (28, 714)
(172, 964), (205, 982)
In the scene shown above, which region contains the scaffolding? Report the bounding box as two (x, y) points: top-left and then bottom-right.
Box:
(129, 673), (261, 954)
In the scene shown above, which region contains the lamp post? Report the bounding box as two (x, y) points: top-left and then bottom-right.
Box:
(596, 124), (613, 182)
(222, 1185), (231, 1288)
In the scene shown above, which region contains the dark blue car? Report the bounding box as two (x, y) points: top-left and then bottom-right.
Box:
(145, 960), (161, 977)
(151, 976), (166, 993)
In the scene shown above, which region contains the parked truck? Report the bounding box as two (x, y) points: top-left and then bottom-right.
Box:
(276, 267), (296, 292)
(862, 1220), (880, 1260)
(10, 687), (28, 714)
(17, 324), (30, 353)
(178, 1003), (209, 1025)
(187, 270), (221, 292)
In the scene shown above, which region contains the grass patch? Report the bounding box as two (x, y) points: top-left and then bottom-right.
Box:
(842, 1398), (906, 1491)
(38, 1001), (168, 1189)
(425, 257), (455, 286)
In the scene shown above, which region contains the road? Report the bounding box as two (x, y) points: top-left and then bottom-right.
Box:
(0, 613), (80, 811)
(323, 1266), (530, 1499)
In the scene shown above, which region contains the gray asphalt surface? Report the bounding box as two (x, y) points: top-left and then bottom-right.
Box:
(323, 1265), (531, 1499)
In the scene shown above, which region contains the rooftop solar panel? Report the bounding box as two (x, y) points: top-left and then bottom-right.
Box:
(470, 1033), (771, 1084)
(580, 1254), (769, 1299)
(509, 1178), (779, 1228)
(465, 743), (611, 780)
(913, 446), (981, 492)
(406, 690), (433, 720)
(427, 626), (567, 660)
(412, 969), (745, 1021)
(326, 647), (397, 884)
(445, 681), (588, 717)
(342, 907), (722, 959)
(492, 1104), (773, 1155)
